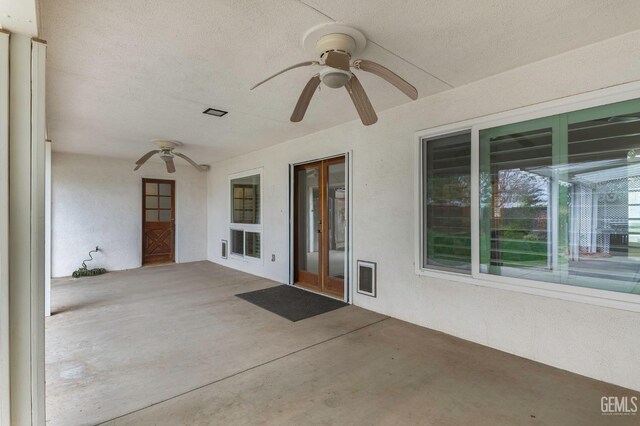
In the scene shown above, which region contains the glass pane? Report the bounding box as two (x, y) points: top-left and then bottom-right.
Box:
(233, 194), (244, 223)
(297, 167), (320, 274)
(159, 210), (171, 222)
(159, 196), (171, 209)
(145, 183), (158, 196)
(628, 191), (640, 205)
(145, 210), (158, 222)
(629, 205), (640, 219)
(230, 229), (244, 255)
(159, 183), (171, 196)
(564, 109), (640, 292)
(230, 174), (260, 224)
(245, 232), (261, 259)
(328, 162), (346, 278)
(479, 99), (640, 295)
(480, 125), (552, 276)
(423, 132), (471, 272)
(146, 196), (158, 208)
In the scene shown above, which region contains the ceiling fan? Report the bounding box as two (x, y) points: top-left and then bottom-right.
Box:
(251, 24), (418, 126)
(134, 140), (209, 173)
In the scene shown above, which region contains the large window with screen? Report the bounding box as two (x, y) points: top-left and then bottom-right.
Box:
(421, 97), (640, 297)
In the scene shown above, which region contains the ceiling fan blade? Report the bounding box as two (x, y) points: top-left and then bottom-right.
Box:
(174, 152), (207, 172)
(250, 61), (319, 90)
(134, 150), (160, 170)
(353, 59), (418, 100)
(324, 51), (350, 71)
(162, 156), (176, 173)
(345, 74), (378, 126)
(291, 74), (321, 123)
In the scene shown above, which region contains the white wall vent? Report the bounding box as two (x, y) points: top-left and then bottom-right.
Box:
(221, 239), (228, 259)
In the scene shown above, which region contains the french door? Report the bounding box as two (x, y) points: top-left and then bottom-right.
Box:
(294, 156), (347, 298)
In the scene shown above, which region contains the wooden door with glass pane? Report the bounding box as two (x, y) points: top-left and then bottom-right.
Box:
(294, 156), (347, 298)
(142, 178), (175, 265)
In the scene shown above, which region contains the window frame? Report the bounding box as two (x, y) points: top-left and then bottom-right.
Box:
(228, 168), (263, 262)
(415, 80), (640, 312)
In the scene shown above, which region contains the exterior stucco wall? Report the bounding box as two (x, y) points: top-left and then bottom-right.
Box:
(51, 152), (207, 277)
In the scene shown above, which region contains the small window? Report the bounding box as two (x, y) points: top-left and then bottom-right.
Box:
(229, 170), (262, 260)
(231, 174), (260, 225)
(422, 131), (472, 273)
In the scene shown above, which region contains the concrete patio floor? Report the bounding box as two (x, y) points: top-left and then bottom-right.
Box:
(46, 261), (639, 425)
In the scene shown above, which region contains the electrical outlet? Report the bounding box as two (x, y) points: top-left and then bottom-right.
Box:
(271, 254), (276, 262)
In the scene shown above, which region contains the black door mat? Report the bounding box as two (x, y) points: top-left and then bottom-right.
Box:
(236, 285), (347, 322)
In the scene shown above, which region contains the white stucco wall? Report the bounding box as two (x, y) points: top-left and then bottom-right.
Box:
(52, 152), (207, 277)
(207, 30), (640, 391)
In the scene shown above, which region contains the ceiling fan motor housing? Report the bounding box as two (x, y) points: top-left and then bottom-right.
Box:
(315, 33), (356, 88)
(153, 139), (181, 151)
(315, 33), (356, 60)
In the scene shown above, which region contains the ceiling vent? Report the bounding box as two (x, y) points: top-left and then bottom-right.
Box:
(203, 107), (228, 117)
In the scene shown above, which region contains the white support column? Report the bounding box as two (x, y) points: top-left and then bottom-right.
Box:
(0, 28), (11, 426)
(45, 141), (52, 317)
(8, 33), (47, 426)
(8, 32), (33, 426)
(31, 38), (47, 424)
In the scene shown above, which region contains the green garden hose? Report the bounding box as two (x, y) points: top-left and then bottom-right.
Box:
(72, 246), (107, 278)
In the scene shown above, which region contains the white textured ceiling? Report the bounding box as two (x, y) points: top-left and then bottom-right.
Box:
(42, 0), (640, 165)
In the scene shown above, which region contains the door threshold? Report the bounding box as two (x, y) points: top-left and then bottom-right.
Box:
(292, 282), (345, 303)
(142, 261), (175, 268)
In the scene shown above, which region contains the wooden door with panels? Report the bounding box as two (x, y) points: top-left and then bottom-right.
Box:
(142, 178), (175, 265)
(294, 156), (347, 298)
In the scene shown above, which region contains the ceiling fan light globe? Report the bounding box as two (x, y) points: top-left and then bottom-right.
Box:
(320, 68), (352, 89)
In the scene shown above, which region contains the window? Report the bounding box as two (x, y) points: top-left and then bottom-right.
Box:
(480, 120), (553, 276)
(419, 96), (640, 302)
(480, 98), (640, 294)
(232, 175), (260, 224)
(421, 131), (472, 273)
(229, 170), (262, 260)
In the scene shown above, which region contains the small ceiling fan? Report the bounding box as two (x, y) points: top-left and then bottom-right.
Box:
(251, 24), (418, 126)
(134, 140), (209, 173)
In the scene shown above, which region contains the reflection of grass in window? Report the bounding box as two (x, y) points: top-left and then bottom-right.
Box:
(427, 231), (471, 268)
(492, 206), (548, 268)
(497, 238), (547, 267)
